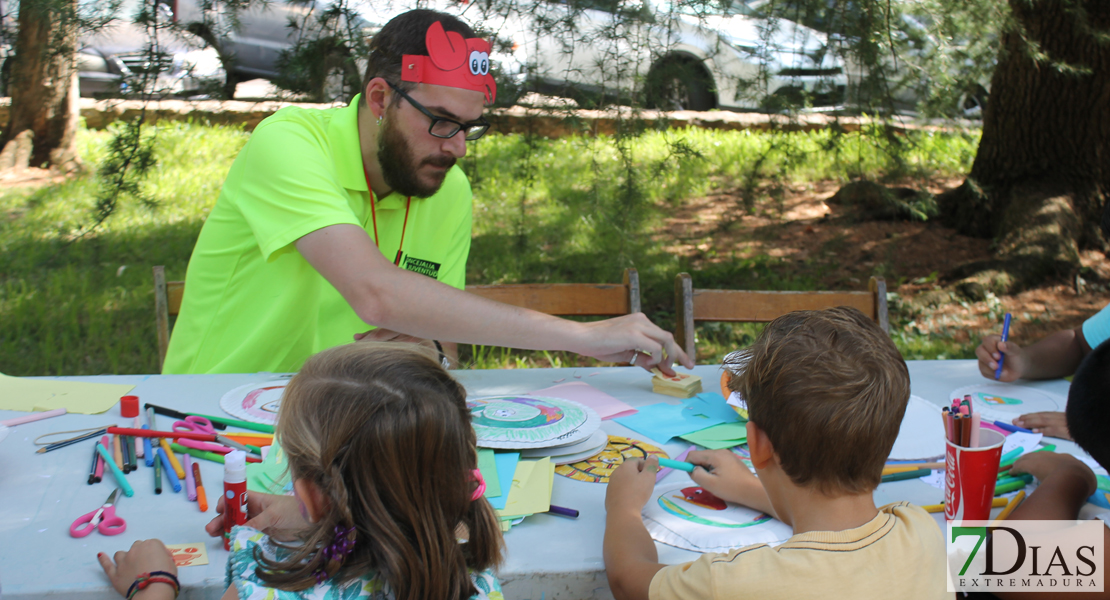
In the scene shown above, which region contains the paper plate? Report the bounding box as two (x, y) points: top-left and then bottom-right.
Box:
(949, 383), (1065, 423)
(555, 435), (668, 483)
(520, 429), (609, 461)
(888, 395), (946, 461)
(644, 482), (793, 553)
(219, 380), (289, 425)
(469, 395), (600, 449)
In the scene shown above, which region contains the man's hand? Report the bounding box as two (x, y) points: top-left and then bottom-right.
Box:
(204, 492), (307, 542)
(976, 335), (1027, 381)
(578, 314), (694, 376)
(606, 456), (660, 515)
(1013, 411), (1072, 440)
(1010, 452), (1096, 497)
(97, 540), (177, 599)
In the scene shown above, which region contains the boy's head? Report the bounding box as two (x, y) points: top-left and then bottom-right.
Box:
(724, 306), (910, 496)
(1067, 338), (1110, 470)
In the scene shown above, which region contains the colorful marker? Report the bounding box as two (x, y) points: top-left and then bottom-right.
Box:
(95, 442), (134, 497)
(184, 454), (197, 501)
(657, 457), (695, 473)
(193, 461), (208, 512)
(157, 447), (183, 493)
(995, 313), (1012, 380)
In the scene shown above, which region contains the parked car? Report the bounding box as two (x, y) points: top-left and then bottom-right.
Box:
(0, 0), (225, 99)
(450, 0), (848, 111)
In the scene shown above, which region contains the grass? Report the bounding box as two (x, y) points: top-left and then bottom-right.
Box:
(0, 119), (979, 375)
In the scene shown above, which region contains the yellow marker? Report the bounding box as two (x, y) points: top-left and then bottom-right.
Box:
(991, 491), (1026, 525)
(159, 438), (186, 479)
(920, 497), (1007, 514)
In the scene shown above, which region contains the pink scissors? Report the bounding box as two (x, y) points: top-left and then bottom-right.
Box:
(70, 489), (127, 537)
(173, 416), (230, 454)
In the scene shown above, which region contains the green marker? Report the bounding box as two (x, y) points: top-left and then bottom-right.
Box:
(171, 443), (226, 464)
(188, 413), (274, 434)
(657, 457), (695, 473)
(880, 468), (932, 483)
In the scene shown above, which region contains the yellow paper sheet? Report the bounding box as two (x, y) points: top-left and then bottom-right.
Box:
(166, 543), (210, 567)
(499, 457), (555, 519)
(0, 373), (134, 415)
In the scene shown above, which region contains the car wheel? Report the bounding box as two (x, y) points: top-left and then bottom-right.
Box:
(958, 84), (988, 118)
(646, 58), (715, 111)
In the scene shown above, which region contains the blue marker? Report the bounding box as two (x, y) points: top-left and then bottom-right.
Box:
(994, 313), (1012, 380)
(157, 447), (183, 493)
(993, 419), (1034, 434)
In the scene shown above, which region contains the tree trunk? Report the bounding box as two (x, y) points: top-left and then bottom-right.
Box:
(938, 0), (1110, 291)
(0, 0), (81, 172)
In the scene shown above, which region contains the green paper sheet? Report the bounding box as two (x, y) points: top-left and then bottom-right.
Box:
(0, 372), (135, 415)
(478, 449), (501, 498)
(679, 421), (748, 450)
(499, 457), (554, 519)
(247, 441), (289, 494)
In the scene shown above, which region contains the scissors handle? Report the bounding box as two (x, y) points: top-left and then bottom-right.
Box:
(97, 507), (127, 536)
(174, 415), (215, 435)
(70, 507), (105, 538)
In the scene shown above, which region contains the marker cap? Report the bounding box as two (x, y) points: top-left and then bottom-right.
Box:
(120, 395), (140, 418)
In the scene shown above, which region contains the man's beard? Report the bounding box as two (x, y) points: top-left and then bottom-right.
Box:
(377, 114), (456, 198)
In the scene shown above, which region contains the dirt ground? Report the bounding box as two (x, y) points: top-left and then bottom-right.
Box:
(661, 178), (1110, 347)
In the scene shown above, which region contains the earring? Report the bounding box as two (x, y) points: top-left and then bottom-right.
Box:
(377, 115), (383, 127)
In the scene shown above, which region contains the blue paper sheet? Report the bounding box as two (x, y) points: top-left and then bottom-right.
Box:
(486, 451), (520, 510)
(615, 393), (738, 444)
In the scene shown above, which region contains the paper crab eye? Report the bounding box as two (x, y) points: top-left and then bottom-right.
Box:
(469, 50), (490, 76)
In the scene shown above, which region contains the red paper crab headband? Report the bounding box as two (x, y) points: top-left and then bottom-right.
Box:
(401, 21), (497, 105)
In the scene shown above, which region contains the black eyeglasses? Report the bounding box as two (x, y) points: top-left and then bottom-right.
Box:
(387, 82), (491, 141)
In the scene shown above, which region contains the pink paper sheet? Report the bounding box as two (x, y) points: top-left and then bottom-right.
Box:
(529, 382), (638, 420)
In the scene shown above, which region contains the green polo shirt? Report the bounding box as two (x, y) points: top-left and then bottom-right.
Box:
(162, 95), (472, 374)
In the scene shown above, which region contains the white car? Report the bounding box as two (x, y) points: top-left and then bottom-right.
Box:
(450, 0), (847, 111)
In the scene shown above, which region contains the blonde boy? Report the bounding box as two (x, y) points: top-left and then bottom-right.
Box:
(604, 306), (949, 600)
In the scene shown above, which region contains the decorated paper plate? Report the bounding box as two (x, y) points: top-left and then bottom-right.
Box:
(644, 482), (793, 553)
(219, 380), (289, 426)
(949, 383), (1064, 423)
(468, 395), (600, 449)
(555, 435), (668, 483)
(888, 395), (946, 461)
(520, 429), (609, 461)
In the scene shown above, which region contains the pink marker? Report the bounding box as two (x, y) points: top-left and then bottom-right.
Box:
(183, 454), (197, 501)
(1, 408), (66, 427)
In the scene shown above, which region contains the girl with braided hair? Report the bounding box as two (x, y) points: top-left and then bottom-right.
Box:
(97, 342), (504, 600)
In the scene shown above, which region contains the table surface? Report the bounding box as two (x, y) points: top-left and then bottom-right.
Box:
(0, 361), (1080, 600)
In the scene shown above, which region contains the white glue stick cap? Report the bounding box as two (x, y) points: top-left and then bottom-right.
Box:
(224, 450), (247, 482)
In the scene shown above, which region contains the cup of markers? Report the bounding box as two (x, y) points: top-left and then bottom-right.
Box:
(943, 399), (1004, 521)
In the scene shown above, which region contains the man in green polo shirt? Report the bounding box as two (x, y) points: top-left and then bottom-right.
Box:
(163, 9), (691, 375)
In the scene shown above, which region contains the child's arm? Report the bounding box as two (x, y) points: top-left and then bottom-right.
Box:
(96, 540), (178, 600)
(604, 456), (667, 600)
(688, 449), (781, 523)
(205, 491), (307, 542)
(976, 327), (1089, 382)
(988, 452), (1109, 599)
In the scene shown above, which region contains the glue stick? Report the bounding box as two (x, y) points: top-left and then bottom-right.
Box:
(222, 450), (248, 550)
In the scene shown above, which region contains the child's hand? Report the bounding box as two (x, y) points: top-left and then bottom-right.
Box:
(1010, 452), (1096, 496)
(688, 449), (763, 506)
(605, 456), (659, 515)
(976, 335), (1026, 381)
(97, 540), (177, 598)
(205, 491), (307, 542)
(1012, 411), (1072, 440)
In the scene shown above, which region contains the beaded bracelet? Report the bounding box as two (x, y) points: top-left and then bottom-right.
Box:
(126, 571), (180, 599)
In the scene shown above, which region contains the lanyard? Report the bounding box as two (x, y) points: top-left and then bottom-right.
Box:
(364, 169), (412, 267)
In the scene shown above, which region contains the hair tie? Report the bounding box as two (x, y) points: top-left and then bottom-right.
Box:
(314, 525), (357, 584)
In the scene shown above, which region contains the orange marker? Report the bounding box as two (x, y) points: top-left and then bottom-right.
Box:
(112, 434), (124, 470)
(159, 438), (185, 479)
(193, 462), (208, 512)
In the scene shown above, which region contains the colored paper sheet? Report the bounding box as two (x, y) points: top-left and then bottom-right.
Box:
(167, 543), (210, 567)
(529, 382), (638, 420)
(684, 393), (740, 423)
(478, 449), (501, 499)
(615, 394), (736, 444)
(500, 457), (554, 519)
(246, 441), (290, 494)
(679, 421), (748, 449)
(0, 372), (134, 415)
(487, 452), (520, 510)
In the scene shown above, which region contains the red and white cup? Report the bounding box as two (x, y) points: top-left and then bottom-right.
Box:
(944, 428), (1005, 521)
